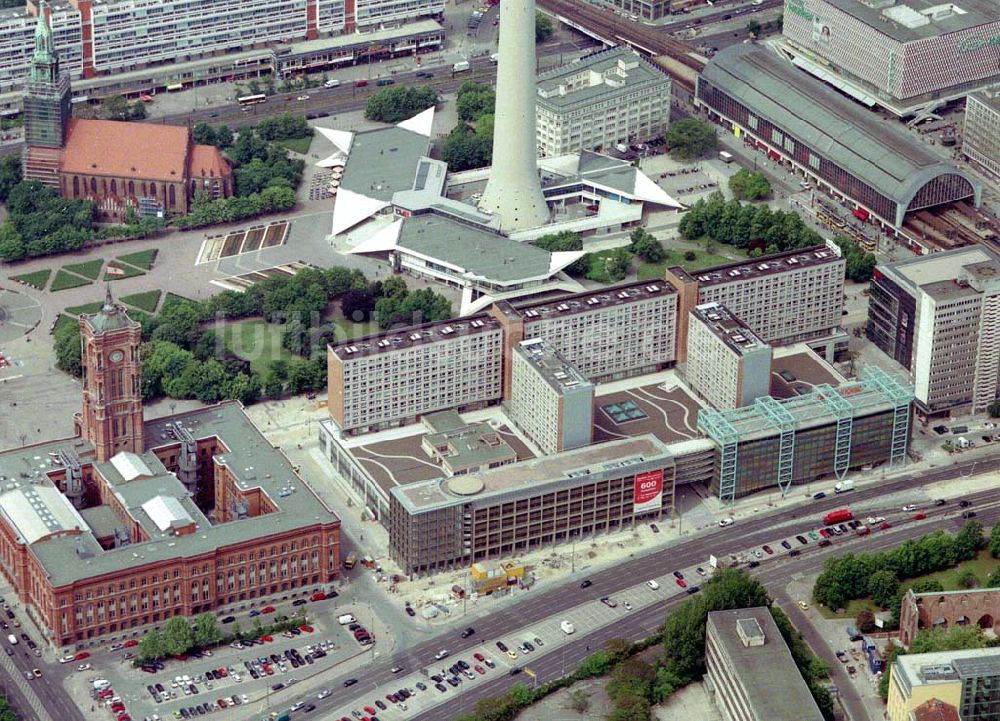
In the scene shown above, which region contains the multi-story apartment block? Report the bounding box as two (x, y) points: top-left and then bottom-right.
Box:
(535, 47), (671, 157)
(963, 92), (1000, 179)
(685, 302), (771, 410)
(866, 246), (1000, 418)
(327, 317), (504, 435)
(777, 0), (1000, 117)
(508, 339), (593, 455)
(0, 0), (444, 95)
(667, 245), (846, 361)
(705, 608), (824, 721)
(887, 648), (1000, 721)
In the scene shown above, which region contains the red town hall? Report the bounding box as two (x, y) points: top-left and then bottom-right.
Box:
(0, 292), (340, 649)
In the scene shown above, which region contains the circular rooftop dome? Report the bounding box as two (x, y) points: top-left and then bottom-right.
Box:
(447, 476), (484, 496)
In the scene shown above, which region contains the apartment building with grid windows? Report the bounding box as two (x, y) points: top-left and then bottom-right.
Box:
(777, 0), (1000, 117)
(535, 47), (671, 157)
(0, 0), (443, 94)
(685, 303), (771, 410)
(963, 93), (1000, 180)
(866, 246), (1000, 418)
(327, 317), (504, 436)
(508, 339), (593, 455)
(667, 245), (846, 363)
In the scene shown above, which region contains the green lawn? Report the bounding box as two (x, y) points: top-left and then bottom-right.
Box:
(104, 262), (145, 281)
(51, 269), (94, 291)
(120, 290), (163, 313)
(219, 319), (296, 375)
(637, 248), (737, 280)
(115, 249), (158, 271)
(817, 550), (1000, 619)
(10, 269), (51, 290)
(163, 292), (195, 308)
(65, 300), (105, 316)
(63, 259), (105, 280)
(276, 136), (313, 155)
(52, 314), (77, 334)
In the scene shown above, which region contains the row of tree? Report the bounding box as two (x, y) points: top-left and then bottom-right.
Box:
(812, 521), (987, 612)
(531, 227), (665, 284)
(832, 235), (878, 282)
(364, 85), (438, 124)
(171, 186), (296, 230)
(443, 81), (495, 172)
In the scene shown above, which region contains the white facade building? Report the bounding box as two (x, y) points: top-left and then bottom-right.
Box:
(685, 303), (771, 410)
(963, 93), (1000, 180)
(536, 47), (671, 157)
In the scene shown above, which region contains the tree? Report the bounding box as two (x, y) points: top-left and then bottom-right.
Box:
(987, 567), (1000, 588)
(456, 81), (496, 122)
(868, 569), (899, 608)
(0, 154), (22, 203)
(958, 570), (980, 589)
(102, 94), (130, 120)
(990, 521), (1000, 558)
(535, 11), (553, 42)
(666, 119), (718, 160)
(193, 613), (223, 648)
(162, 616), (194, 656)
(954, 520), (986, 561)
(728, 169), (772, 200)
(856, 609), (877, 633)
(565, 689), (590, 713)
(629, 227), (664, 263)
(834, 236), (878, 282)
(341, 289), (376, 323)
(0, 223), (24, 262)
(264, 370), (285, 399)
(442, 123), (492, 171)
(257, 112), (314, 141)
(364, 86), (438, 124)
(54, 321), (83, 377)
(138, 629), (166, 663)
(989, 399), (1000, 418)
(747, 19), (762, 36)
(588, 247), (632, 282)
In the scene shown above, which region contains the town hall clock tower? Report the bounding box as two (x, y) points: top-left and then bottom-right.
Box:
(77, 287), (144, 461)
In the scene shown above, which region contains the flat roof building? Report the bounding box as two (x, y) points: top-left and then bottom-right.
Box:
(419, 411), (518, 477)
(963, 92), (1000, 180)
(888, 648), (1000, 721)
(685, 302), (771, 410)
(696, 44), (981, 231)
(866, 246), (1000, 418)
(508, 339), (593, 455)
(536, 47), (671, 158)
(698, 366), (913, 503)
(667, 245), (846, 361)
(705, 607), (825, 721)
(388, 434), (675, 575)
(777, 0), (1000, 117)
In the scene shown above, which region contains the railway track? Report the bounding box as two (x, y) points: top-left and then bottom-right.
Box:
(538, 0), (705, 91)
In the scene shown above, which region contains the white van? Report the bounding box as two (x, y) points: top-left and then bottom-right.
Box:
(560, 620), (575, 635)
(337, 614), (356, 625)
(6, 634), (15, 645)
(93, 679), (111, 691)
(324, 79), (341, 88)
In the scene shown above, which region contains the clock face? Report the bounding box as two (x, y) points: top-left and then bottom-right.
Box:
(109, 350), (124, 363)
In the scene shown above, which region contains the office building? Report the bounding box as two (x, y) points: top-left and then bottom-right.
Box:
(899, 588), (1000, 648)
(685, 302), (771, 410)
(698, 366), (913, 503)
(777, 0), (1000, 117)
(327, 316), (505, 436)
(388, 434), (675, 575)
(887, 648), (1000, 721)
(0, 0), (444, 95)
(696, 44), (981, 235)
(705, 607), (825, 721)
(0, 293), (340, 650)
(536, 47), (671, 157)
(666, 245), (846, 361)
(508, 339), (593, 455)
(866, 247), (1000, 418)
(963, 92), (1000, 179)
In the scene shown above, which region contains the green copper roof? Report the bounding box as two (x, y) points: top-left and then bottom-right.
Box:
(81, 287), (140, 333)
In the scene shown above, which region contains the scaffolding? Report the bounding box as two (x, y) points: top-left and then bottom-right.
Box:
(697, 367), (914, 502)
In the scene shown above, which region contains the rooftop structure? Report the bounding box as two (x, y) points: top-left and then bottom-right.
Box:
(705, 607), (825, 721)
(689, 302), (770, 357)
(329, 314), (500, 361)
(420, 411), (517, 477)
(889, 649), (1000, 721)
(669, 245), (841, 288)
(536, 47), (671, 157)
(696, 44), (981, 227)
(778, 0), (1000, 116)
(61, 119), (191, 181)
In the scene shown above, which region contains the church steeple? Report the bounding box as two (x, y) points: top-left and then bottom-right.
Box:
(30, 0), (59, 84)
(21, 0), (71, 167)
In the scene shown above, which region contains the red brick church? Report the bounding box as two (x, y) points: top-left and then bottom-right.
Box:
(22, 0), (233, 221)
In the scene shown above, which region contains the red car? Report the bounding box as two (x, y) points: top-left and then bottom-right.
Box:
(123, 639), (138, 648)
(675, 578), (687, 589)
(217, 699), (228, 709)
(310, 592), (327, 602)
(75, 651), (90, 660)
(111, 704), (125, 713)
(261, 606), (276, 614)
(818, 528), (831, 538)
(386, 694), (398, 703)
(261, 635), (273, 642)
(299, 625), (314, 633)
(216, 668), (228, 677)
(880, 521), (893, 530)
(98, 690), (114, 699)
(473, 652), (485, 662)
(762, 545), (774, 555)
(913, 513), (927, 520)
(474, 665), (485, 674)
(364, 706), (377, 715)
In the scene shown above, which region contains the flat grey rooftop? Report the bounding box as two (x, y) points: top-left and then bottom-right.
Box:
(822, 0), (998, 42)
(881, 245), (1000, 290)
(668, 245), (842, 287)
(340, 126), (430, 202)
(537, 47), (670, 112)
(515, 339), (592, 395)
(397, 214), (557, 283)
(897, 648), (1000, 688)
(700, 44), (979, 207)
(283, 19), (442, 57)
(707, 607), (824, 721)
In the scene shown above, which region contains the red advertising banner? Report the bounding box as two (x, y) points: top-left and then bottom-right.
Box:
(633, 469), (664, 515)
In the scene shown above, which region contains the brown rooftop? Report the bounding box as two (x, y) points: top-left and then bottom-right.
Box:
(512, 279), (675, 320)
(60, 119), (190, 182)
(912, 699), (960, 721)
(188, 144), (231, 179)
(668, 245), (842, 287)
(329, 315), (500, 360)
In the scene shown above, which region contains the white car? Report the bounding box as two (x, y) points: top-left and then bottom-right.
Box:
(58, 655), (75, 664)
(296, 94), (310, 101)
(867, 516), (885, 525)
(719, 517), (734, 528)
(902, 504), (916, 512)
(646, 580), (660, 590)
(623, 601), (633, 611)
(317, 689), (332, 700)
(77, 663), (92, 671)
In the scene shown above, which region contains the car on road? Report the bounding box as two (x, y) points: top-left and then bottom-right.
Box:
(435, 683), (447, 692)
(913, 513), (927, 520)
(59, 655), (75, 663)
(262, 606), (276, 614)
(296, 95), (310, 101)
(221, 616), (235, 624)
(248, 609), (261, 618)
(124, 639), (138, 648)
(718, 517), (734, 527)
(461, 627), (475, 638)
(675, 578), (687, 589)
(646, 579), (660, 590)
(813, 492), (826, 500)
(902, 504), (916, 512)
(343, 679), (358, 687)
(762, 545), (774, 555)
(798, 601), (809, 610)
(780, 540), (792, 550)
(292, 599), (308, 607)
(963, 511), (978, 519)
(879, 521), (893, 530)
(31, 668), (41, 678)
(391, 666), (404, 674)
(601, 596), (618, 607)
(959, 500), (972, 508)
(77, 663), (92, 671)
(434, 649), (449, 660)
(580, 579), (592, 589)
(934, 499), (947, 506)
(867, 516), (885, 525)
